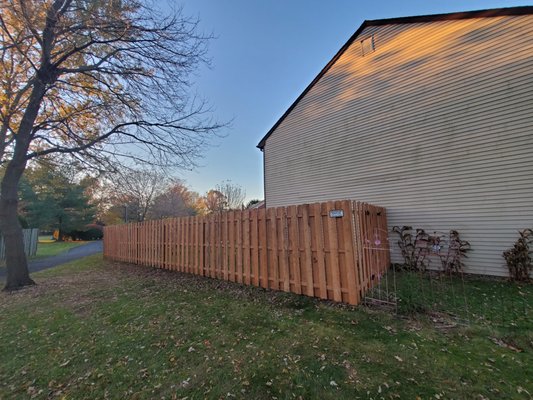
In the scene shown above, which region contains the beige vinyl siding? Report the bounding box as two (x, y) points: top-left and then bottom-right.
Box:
(263, 15), (533, 276)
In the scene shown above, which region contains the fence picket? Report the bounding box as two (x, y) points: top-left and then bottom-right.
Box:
(235, 211), (243, 283)
(313, 203), (328, 299)
(222, 212), (228, 280)
(199, 217), (205, 276)
(341, 201), (359, 305)
(243, 210), (251, 285)
(258, 208), (268, 289)
(277, 207), (290, 292)
(228, 211), (235, 281)
(288, 205), (301, 294)
(326, 201), (342, 302)
(300, 205), (314, 297)
(251, 209), (259, 287)
(268, 207), (278, 290)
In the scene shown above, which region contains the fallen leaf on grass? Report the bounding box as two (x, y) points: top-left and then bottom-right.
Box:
(489, 338), (522, 353)
(517, 386), (531, 395)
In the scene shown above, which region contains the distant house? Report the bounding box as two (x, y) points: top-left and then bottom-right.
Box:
(257, 7), (533, 276)
(248, 200), (266, 209)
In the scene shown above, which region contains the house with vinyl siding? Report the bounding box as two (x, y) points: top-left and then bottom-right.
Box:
(257, 7), (533, 277)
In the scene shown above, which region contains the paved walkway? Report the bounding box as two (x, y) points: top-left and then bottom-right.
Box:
(0, 241), (102, 279)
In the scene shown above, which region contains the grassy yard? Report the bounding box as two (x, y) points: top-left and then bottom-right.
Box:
(0, 256), (532, 399)
(32, 240), (88, 259)
(0, 241), (87, 268)
(38, 235), (56, 244)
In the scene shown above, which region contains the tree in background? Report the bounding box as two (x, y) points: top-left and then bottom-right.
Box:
(101, 169), (168, 223)
(199, 189), (226, 214)
(215, 181), (246, 210)
(98, 169), (202, 223)
(0, 1), (220, 289)
(148, 181), (198, 219)
(196, 182), (246, 214)
(19, 162), (95, 239)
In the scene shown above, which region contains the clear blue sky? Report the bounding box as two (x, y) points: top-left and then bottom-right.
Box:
(173, 0), (531, 201)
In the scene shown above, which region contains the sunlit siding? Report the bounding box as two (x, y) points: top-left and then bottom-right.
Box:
(263, 15), (533, 276)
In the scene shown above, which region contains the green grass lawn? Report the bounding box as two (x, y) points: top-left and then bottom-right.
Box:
(0, 241), (87, 268)
(0, 256), (532, 399)
(32, 241), (88, 259)
(38, 235), (55, 243)
(0, 240), (87, 268)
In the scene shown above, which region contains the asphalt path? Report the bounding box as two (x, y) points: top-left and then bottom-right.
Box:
(0, 240), (102, 279)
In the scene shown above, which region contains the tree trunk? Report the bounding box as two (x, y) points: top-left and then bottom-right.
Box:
(0, 80), (47, 290)
(0, 1), (62, 290)
(0, 165), (34, 290)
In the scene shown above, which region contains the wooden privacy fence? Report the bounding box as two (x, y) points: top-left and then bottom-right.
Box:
(0, 228), (39, 260)
(104, 201), (390, 305)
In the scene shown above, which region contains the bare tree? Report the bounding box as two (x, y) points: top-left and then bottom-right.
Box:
(216, 181), (246, 210)
(0, 0), (221, 289)
(102, 168), (169, 223)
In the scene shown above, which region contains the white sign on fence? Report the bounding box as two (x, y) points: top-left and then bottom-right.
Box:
(329, 209), (344, 218)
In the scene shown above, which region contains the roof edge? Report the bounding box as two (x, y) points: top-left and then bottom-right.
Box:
(257, 6), (533, 149)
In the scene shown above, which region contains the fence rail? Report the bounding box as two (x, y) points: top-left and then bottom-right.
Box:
(104, 200), (390, 305)
(0, 228), (39, 260)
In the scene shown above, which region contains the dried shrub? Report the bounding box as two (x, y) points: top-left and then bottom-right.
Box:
(503, 229), (533, 282)
(438, 230), (471, 273)
(392, 227), (470, 273)
(392, 226), (431, 271)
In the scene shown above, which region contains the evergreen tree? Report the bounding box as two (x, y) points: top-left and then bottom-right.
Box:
(20, 163), (95, 240)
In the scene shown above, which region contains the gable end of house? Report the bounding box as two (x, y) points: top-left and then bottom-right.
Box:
(257, 5), (533, 150)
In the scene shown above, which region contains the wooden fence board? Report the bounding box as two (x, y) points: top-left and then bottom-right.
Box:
(277, 207), (290, 292)
(228, 211), (235, 282)
(214, 215), (218, 278)
(209, 216), (216, 278)
(300, 205), (314, 297)
(258, 208), (268, 289)
(326, 201), (342, 302)
(341, 201), (359, 305)
(250, 209), (259, 287)
(199, 218), (205, 276)
(288, 205), (301, 295)
(243, 210), (251, 285)
(236, 211), (243, 284)
(222, 212), (228, 281)
(268, 207), (278, 290)
(313, 203), (328, 299)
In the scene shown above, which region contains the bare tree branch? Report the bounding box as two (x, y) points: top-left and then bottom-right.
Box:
(0, 0), (223, 289)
